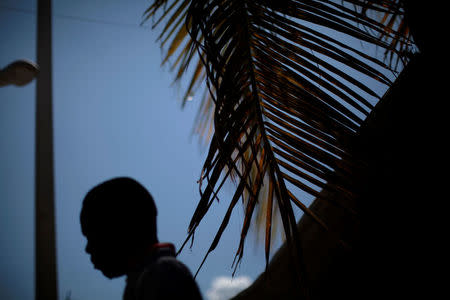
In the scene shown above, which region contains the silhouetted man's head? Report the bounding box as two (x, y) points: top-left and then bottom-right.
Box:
(80, 177), (158, 278)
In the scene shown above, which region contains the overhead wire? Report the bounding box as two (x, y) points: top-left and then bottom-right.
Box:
(0, 4), (151, 29)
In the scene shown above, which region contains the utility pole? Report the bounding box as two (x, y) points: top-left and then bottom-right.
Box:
(35, 0), (58, 299)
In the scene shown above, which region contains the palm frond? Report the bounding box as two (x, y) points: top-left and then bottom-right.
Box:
(143, 0), (414, 291)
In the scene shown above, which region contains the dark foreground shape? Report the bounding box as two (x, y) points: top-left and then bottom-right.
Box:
(233, 5), (440, 299)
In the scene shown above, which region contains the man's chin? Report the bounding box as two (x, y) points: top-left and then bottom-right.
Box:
(91, 259), (127, 278)
(100, 268), (125, 279)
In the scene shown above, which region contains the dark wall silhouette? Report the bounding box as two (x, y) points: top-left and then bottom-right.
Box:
(233, 4), (439, 299)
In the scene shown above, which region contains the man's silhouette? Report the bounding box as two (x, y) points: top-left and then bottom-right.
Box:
(80, 177), (203, 300)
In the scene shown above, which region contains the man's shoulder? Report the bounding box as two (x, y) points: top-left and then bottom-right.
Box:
(136, 256), (202, 299)
(144, 255), (193, 280)
(133, 244), (203, 299)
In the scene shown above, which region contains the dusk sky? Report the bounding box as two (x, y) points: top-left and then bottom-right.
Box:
(0, 1), (289, 299)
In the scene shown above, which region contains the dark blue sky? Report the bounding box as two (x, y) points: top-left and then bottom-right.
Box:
(0, 1), (284, 299)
